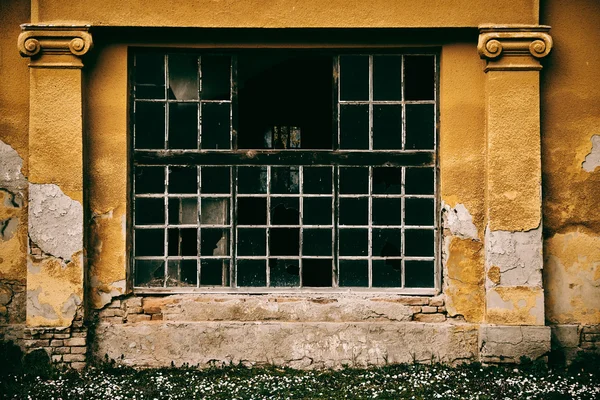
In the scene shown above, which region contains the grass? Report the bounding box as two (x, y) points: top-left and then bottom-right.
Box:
(1, 359), (599, 400)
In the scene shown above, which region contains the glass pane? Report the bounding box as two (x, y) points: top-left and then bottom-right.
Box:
(201, 103), (230, 149)
(405, 104), (435, 150)
(373, 105), (402, 150)
(134, 259), (165, 287)
(303, 167), (332, 194)
(135, 166), (164, 194)
(237, 197), (267, 225)
(404, 229), (435, 257)
(372, 198), (401, 226)
(168, 54), (199, 100)
(270, 259), (300, 287)
(135, 102), (165, 149)
(200, 228), (229, 256)
(405, 260), (435, 288)
(201, 167), (230, 194)
(169, 167), (197, 194)
(271, 167), (299, 194)
(302, 259), (332, 287)
(201, 55), (231, 100)
(372, 167), (401, 194)
(340, 105), (369, 150)
(339, 229), (368, 256)
(135, 53), (165, 99)
(237, 259), (266, 287)
(200, 259), (229, 286)
(168, 198), (197, 225)
(238, 167), (267, 194)
(168, 228), (197, 256)
(372, 260), (401, 287)
(302, 197), (332, 225)
(237, 228), (266, 256)
(373, 56), (401, 101)
(168, 103), (198, 149)
(340, 167), (369, 194)
(372, 228), (401, 258)
(269, 228), (300, 256)
(135, 198), (164, 225)
(339, 198), (368, 226)
(200, 198), (229, 225)
(135, 229), (164, 256)
(303, 229), (332, 256)
(405, 198), (435, 226)
(270, 198), (300, 225)
(405, 167), (434, 195)
(404, 55), (435, 101)
(339, 260), (368, 287)
(167, 260), (197, 287)
(340, 55), (369, 101)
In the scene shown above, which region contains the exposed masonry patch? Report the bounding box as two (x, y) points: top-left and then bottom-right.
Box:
(485, 226), (543, 287)
(0, 217), (19, 241)
(582, 135), (600, 172)
(442, 203), (478, 240)
(29, 183), (83, 261)
(92, 277), (126, 309)
(0, 140), (27, 194)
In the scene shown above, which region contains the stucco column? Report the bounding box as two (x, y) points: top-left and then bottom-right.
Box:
(477, 25), (552, 362)
(18, 25), (92, 327)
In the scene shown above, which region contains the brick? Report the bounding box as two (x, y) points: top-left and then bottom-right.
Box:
(582, 325), (600, 334)
(437, 306), (447, 313)
(584, 333), (600, 342)
(421, 306), (437, 314)
(413, 313), (446, 323)
(128, 314), (151, 323)
(54, 347), (71, 354)
(109, 300), (122, 308)
(64, 338), (86, 347)
(50, 340), (64, 347)
(63, 354), (86, 362)
(429, 296), (444, 307)
(71, 362), (86, 370)
(24, 339), (49, 348)
(51, 355), (62, 363)
(124, 297), (143, 308)
(40, 333), (54, 339)
(408, 306), (422, 314)
(104, 316), (124, 324)
(71, 331), (87, 338)
(127, 307), (143, 314)
(70, 346), (87, 354)
(151, 313), (163, 320)
(399, 297), (429, 306)
(53, 333), (70, 339)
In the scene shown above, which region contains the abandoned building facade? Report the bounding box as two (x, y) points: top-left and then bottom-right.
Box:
(0, 0), (599, 369)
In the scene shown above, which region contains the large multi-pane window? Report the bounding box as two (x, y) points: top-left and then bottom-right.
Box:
(132, 49), (438, 292)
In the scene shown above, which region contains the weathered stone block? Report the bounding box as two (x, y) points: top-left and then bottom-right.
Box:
(53, 333), (70, 339)
(128, 314), (151, 323)
(421, 306), (438, 314)
(70, 346), (86, 354)
(109, 300), (122, 308)
(64, 338), (85, 347)
(71, 362), (86, 370)
(124, 297), (142, 308)
(551, 325), (580, 349)
(53, 346), (71, 354)
(51, 355), (62, 363)
(24, 339), (49, 348)
(63, 354), (86, 362)
(413, 314), (446, 323)
(429, 296), (444, 307)
(480, 325), (550, 363)
(50, 340), (64, 347)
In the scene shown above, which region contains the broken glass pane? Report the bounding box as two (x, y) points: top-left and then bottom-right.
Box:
(200, 228), (229, 256)
(201, 55), (231, 100)
(135, 198), (164, 225)
(200, 198), (229, 225)
(238, 167), (267, 194)
(340, 105), (369, 150)
(404, 229), (435, 257)
(372, 198), (401, 226)
(271, 198), (300, 225)
(169, 167), (197, 194)
(135, 229), (164, 256)
(134, 259), (165, 287)
(405, 260), (434, 288)
(303, 229), (332, 256)
(302, 259), (332, 287)
(237, 228), (266, 256)
(270, 259), (300, 287)
(270, 126), (302, 149)
(201, 103), (230, 149)
(338, 260), (368, 287)
(339, 198), (368, 226)
(405, 167), (434, 195)
(340, 55), (369, 101)
(269, 228), (300, 256)
(373, 56), (401, 101)
(372, 228), (401, 257)
(405, 104), (435, 150)
(372, 259), (401, 287)
(135, 53), (165, 100)
(340, 167), (369, 194)
(168, 54), (199, 100)
(169, 198), (198, 225)
(271, 167), (299, 194)
(237, 197), (267, 225)
(168, 228), (197, 256)
(404, 55), (435, 101)
(167, 260), (197, 287)
(201, 167), (230, 194)
(303, 167), (332, 194)
(339, 229), (368, 256)
(302, 197), (332, 225)
(237, 259), (266, 287)
(135, 166), (165, 194)
(373, 105), (402, 150)
(405, 198), (435, 226)
(200, 259), (229, 286)
(168, 103), (198, 149)
(372, 167), (401, 194)
(135, 102), (165, 149)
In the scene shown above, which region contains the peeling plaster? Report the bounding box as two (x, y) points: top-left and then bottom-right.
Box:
(582, 135), (600, 172)
(485, 226), (543, 287)
(27, 287), (59, 320)
(0, 140), (27, 194)
(92, 276), (126, 308)
(28, 183), (83, 261)
(0, 217), (18, 241)
(443, 202), (478, 240)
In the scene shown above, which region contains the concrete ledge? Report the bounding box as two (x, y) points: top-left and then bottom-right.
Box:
(94, 322), (479, 369)
(479, 325), (550, 363)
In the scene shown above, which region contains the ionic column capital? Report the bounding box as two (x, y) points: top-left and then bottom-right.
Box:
(478, 25), (552, 72)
